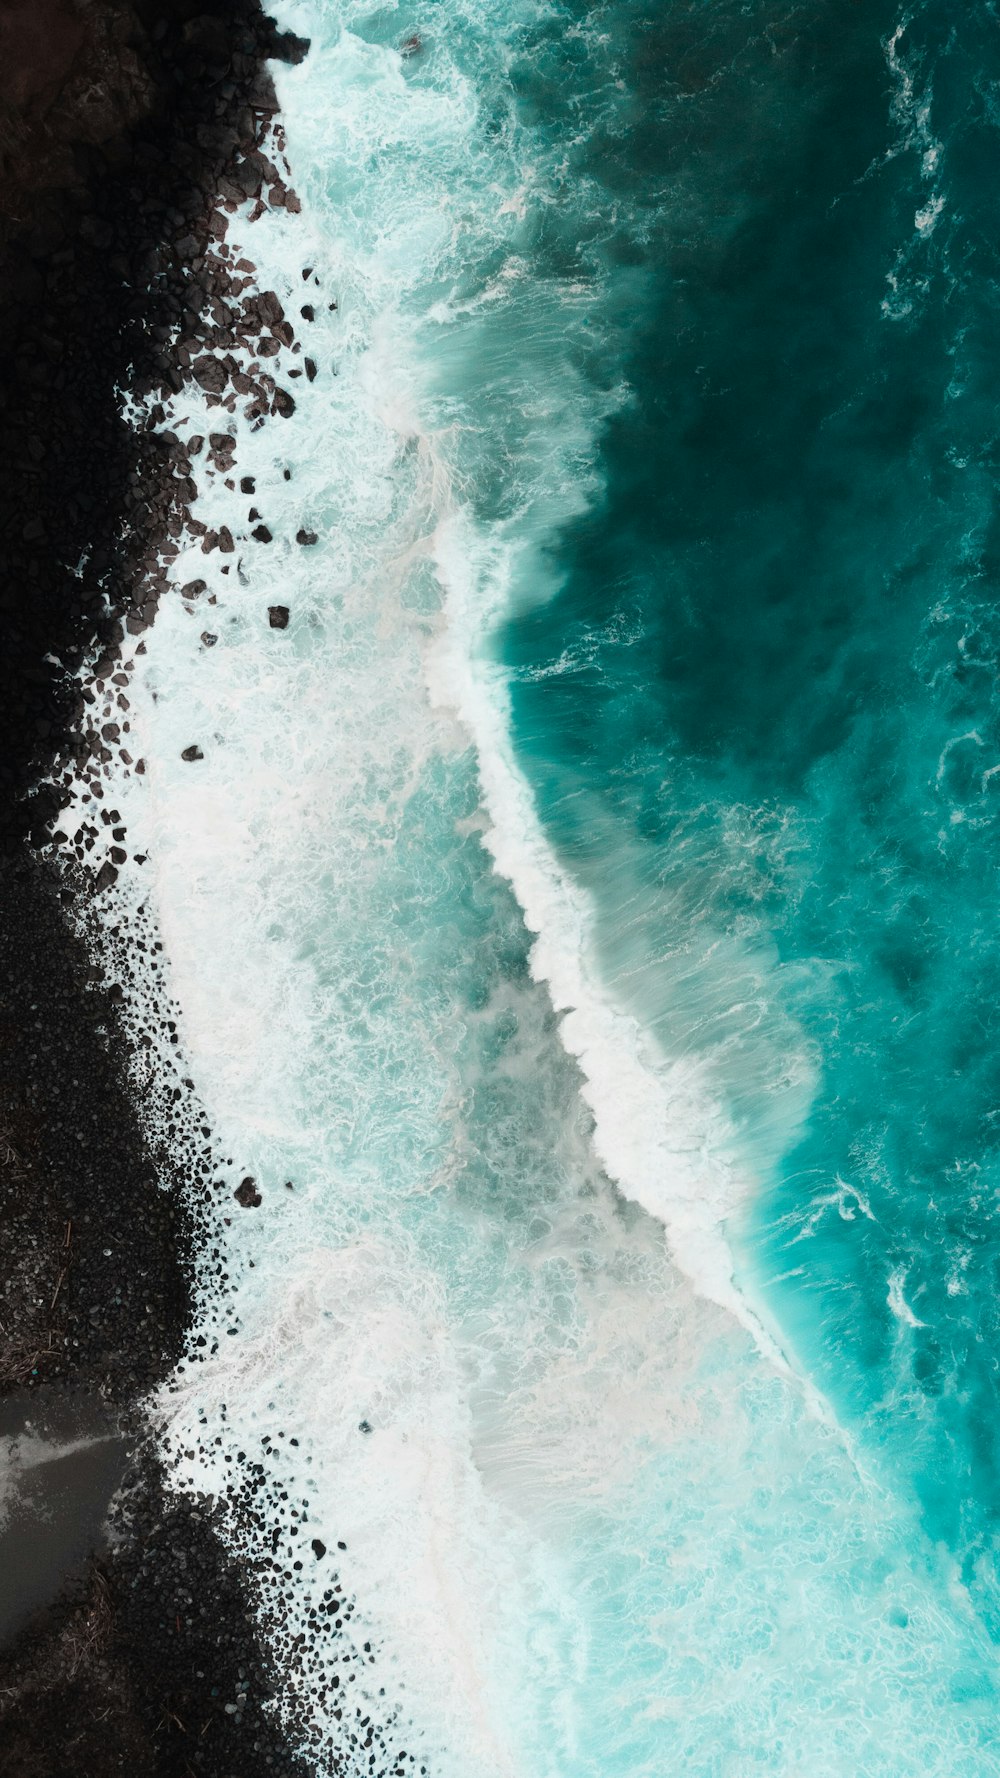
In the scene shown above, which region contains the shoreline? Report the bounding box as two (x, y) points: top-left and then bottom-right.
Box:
(0, 4), (316, 1771)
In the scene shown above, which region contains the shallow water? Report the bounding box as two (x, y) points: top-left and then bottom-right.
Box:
(0, 1390), (125, 1643)
(66, 0), (1000, 1770)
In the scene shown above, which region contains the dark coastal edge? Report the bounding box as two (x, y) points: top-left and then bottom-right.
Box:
(0, 5), (314, 1774)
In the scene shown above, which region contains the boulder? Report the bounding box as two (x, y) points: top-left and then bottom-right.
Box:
(191, 356), (228, 394)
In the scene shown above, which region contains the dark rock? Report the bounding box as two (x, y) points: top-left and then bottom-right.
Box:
(295, 528), (317, 546)
(240, 475), (256, 493)
(252, 290), (284, 327)
(180, 745), (204, 761)
(305, 357), (317, 382)
(191, 355), (228, 394)
(311, 1538), (326, 1559)
(270, 30), (311, 65)
(234, 1177), (262, 1208)
(272, 389), (295, 418)
(268, 605), (289, 629)
(201, 632), (218, 647)
(182, 12), (233, 64)
(252, 525), (272, 542)
(0, 6), (322, 1771)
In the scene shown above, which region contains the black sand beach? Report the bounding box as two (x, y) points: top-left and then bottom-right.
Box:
(0, 2), (314, 1770)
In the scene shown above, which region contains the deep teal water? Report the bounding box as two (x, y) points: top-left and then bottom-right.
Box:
(501, 0), (1000, 1634)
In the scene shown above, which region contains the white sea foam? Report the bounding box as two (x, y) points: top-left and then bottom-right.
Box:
(426, 516), (775, 1338)
(887, 1266), (927, 1329)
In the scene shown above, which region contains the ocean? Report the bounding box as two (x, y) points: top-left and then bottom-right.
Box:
(68, 0), (1000, 1771)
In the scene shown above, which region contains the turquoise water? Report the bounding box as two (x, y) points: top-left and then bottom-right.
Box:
(500, 0), (1000, 1639)
(87, 0), (1000, 1770)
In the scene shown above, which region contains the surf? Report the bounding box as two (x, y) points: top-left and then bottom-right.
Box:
(51, 0), (1000, 1771)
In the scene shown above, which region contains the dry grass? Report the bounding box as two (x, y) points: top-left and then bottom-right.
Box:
(64, 1567), (114, 1680)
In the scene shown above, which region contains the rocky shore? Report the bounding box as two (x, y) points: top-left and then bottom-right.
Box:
(0, 2), (317, 1772)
